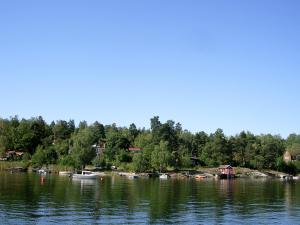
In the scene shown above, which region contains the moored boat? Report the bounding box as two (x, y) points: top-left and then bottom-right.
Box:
(279, 174), (293, 180)
(72, 171), (97, 179)
(159, 173), (169, 179)
(128, 173), (139, 179)
(38, 169), (48, 175)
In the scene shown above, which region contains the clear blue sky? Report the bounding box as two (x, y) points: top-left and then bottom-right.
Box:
(1, 1), (300, 137)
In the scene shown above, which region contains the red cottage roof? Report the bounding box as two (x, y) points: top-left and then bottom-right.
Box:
(128, 148), (142, 151)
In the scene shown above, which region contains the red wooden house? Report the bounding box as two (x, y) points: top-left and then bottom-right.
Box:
(218, 165), (235, 179)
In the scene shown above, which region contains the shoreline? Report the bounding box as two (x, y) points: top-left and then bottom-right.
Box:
(1, 161), (297, 180)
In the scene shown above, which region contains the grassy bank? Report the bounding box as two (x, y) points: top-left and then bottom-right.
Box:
(0, 161), (74, 173)
(49, 164), (74, 173)
(0, 161), (30, 171)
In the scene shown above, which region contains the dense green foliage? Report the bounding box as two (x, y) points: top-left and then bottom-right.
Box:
(0, 116), (300, 174)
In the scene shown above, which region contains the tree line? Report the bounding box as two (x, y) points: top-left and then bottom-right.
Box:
(0, 116), (300, 173)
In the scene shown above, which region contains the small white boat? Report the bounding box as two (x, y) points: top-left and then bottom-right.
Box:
(279, 174), (293, 180)
(38, 169), (47, 175)
(72, 179), (97, 185)
(159, 173), (169, 179)
(72, 171), (98, 179)
(59, 171), (73, 176)
(128, 173), (139, 179)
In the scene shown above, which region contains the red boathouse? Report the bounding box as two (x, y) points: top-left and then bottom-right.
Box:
(218, 165), (235, 179)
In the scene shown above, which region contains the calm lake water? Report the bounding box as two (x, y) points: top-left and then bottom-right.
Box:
(0, 173), (299, 225)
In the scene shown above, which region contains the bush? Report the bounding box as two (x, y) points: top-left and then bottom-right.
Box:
(92, 156), (107, 168)
(276, 157), (286, 171)
(286, 162), (297, 175)
(115, 149), (132, 165)
(32, 147), (46, 167)
(58, 155), (75, 167)
(0, 146), (6, 158)
(32, 145), (58, 167)
(22, 152), (31, 161)
(180, 154), (192, 168)
(132, 153), (149, 172)
(293, 161), (300, 174)
(276, 157), (297, 175)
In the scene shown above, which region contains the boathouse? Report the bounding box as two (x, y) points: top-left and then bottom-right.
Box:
(218, 165), (234, 179)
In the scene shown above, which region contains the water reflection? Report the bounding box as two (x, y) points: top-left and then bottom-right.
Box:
(0, 173), (300, 224)
(72, 178), (98, 186)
